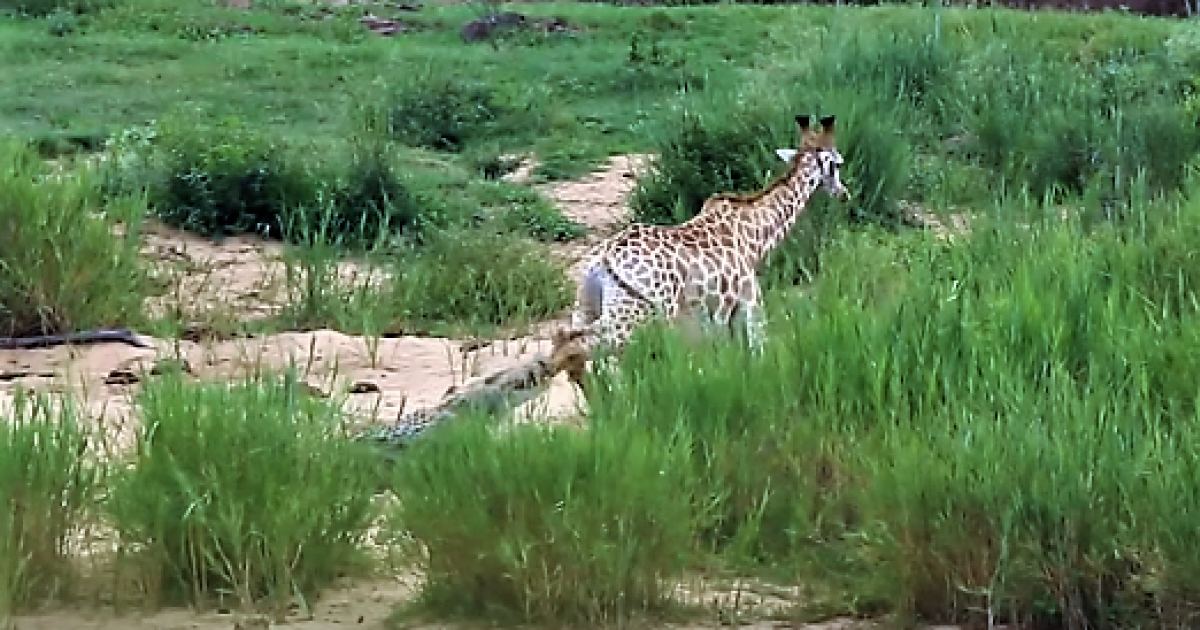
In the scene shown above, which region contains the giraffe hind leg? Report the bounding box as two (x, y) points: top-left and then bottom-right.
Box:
(731, 279), (767, 353)
(739, 302), (768, 353)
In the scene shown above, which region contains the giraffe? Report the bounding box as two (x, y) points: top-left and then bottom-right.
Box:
(564, 114), (849, 390)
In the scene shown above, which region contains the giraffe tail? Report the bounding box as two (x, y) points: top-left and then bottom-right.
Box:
(574, 264), (606, 327)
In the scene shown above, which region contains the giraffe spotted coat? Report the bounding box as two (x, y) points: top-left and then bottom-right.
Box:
(570, 115), (849, 369)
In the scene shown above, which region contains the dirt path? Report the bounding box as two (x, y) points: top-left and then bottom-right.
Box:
(522, 153), (646, 275)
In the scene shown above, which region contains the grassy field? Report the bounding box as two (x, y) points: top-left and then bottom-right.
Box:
(3, 0), (1200, 627)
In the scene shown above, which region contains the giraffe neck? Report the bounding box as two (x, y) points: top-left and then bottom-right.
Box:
(698, 153), (821, 265)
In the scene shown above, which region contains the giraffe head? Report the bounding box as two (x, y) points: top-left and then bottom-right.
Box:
(775, 114), (849, 201)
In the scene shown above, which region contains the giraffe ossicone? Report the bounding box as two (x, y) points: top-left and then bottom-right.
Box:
(567, 113), (849, 391)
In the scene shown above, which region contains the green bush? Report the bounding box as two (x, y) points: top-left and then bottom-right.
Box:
(630, 106), (780, 226)
(388, 230), (574, 333)
(105, 373), (380, 611)
(833, 102), (911, 228)
(28, 130), (108, 159)
(388, 76), (511, 153)
(500, 196), (587, 242)
(0, 0), (111, 17)
(112, 115), (429, 245)
(0, 139), (146, 336)
(0, 392), (98, 619)
(390, 417), (700, 624)
(291, 138), (425, 246)
(141, 116), (314, 240)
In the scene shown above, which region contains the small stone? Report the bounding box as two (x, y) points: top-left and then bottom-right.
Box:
(349, 381), (382, 394)
(103, 369), (139, 385)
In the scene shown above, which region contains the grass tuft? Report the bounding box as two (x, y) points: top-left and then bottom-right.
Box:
(105, 372), (381, 613)
(111, 112), (428, 246)
(0, 391), (98, 620)
(0, 139), (145, 336)
(386, 73), (523, 154)
(387, 229), (574, 335)
(390, 416), (700, 625)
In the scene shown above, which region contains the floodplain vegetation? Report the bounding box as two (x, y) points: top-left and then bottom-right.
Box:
(2, 0), (1200, 627)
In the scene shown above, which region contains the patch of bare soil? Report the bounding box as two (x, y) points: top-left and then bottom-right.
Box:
(0, 329), (584, 452)
(13, 575), (417, 630)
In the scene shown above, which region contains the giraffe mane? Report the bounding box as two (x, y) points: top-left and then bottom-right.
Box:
(707, 146), (817, 204)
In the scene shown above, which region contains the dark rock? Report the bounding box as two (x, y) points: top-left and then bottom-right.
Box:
(360, 15), (408, 37)
(460, 11), (528, 43)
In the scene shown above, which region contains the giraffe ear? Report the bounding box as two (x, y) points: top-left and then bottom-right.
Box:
(819, 115), (836, 146)
(797, 114), (821, 148)
(775, 148), (798, 163)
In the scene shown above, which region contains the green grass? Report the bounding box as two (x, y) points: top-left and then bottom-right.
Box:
(104, 372), (381, 613)
(3, 1), (1200, 627)
(0, 391), (98, 622)
(388, 415), (701, 625)
(0, 139), (146, 336)
(580, 188), (1200, 627)
(272, 227), (573, 338)
(385, 229), (575, 336)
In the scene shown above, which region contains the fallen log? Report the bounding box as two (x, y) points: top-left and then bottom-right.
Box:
(0, 328), (149, 350)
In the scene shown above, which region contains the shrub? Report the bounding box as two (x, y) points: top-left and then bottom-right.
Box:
(833, 103), (911, 228)
(142, 115), (315, 240)
(463, 146), (523, 181)
(0, 0), (112, 17)
(113, 115), (432, 245)
(500, 196), (587, 242)
(105, 373), (380, 611)
(291, 138), (426, 247)
(390, 416), (700, 624)
(28, 130), (108, 159)
(0, 139), (146, 336)
(387, 230), (574, 333)
(387, 76), (510, 153)
(1115, 104), (1200, 196)
(0, 392), (98, 619)
(630, 106), (780, 226)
